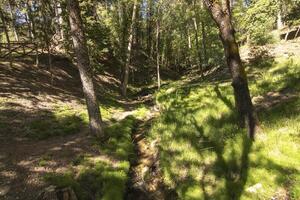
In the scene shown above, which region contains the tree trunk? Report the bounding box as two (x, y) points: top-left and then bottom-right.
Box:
(156, 8), (161, 89)
(193, 17), (203, 76)
(67, 0), (104, 138)
(26, 0), (39, 67)
(203, 0), (257, 139)
(147, 0), (153, 58)
(121, 0), (138, 97)
(201, 20), (207, 65)
(0, 8), (13, 67)
(277, 9), (283, 30)
(8, 2), (19, 41)
(54, 0), (64, 40)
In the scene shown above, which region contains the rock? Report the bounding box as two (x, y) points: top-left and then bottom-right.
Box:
(246, 183), (263, 194)
(37, 186), (77, 200)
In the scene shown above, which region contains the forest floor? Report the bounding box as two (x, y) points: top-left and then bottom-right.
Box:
(0, 40), (300, 200)
(0, 55), (154, 200)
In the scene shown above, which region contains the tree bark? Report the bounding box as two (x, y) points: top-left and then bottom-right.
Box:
(0, 7), (13, 67)
(193, 17), (203, 76)
(147, 0), (153, 58)
(26, 0), (39, 67)
(156, 7), (161, 89)
(201, 20), (207, 65)
(8, 1), (19, 41)
(203, 0), (257, 139)
(67, 0), (104, 138)
(121, 0), (138, 97)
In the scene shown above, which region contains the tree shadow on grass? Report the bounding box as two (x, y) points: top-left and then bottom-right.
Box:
(154, 82), (299, 199)
(0, 103), (106, 200)
(44, 116), (139, 200)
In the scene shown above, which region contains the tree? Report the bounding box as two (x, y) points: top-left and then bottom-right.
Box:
(121, 0), (139, 97)
(156, 2), (161, 89)
(203, 0), (257, 139)
(67, 0), (104, 138)
(0, 6), (13, 67)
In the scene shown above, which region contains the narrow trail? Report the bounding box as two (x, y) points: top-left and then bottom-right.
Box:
(125, 114), (165, 200)
(123, 102), (179, 200)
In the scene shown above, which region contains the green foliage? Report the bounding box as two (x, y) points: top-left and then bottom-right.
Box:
(283, 2), (300, 26)
(235, 0), (278, 45)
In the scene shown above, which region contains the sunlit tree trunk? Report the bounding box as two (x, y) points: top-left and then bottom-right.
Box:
(156, 7), (161, 89)
(67, 0), (104, 138)
(121, 0), (138, 97)
(201, 20), (207, 65)
(8, 1), (19, 41)
(26, 0), (39, 67)
(54, 0), (64, 40)
(203, 0), (257, 139)
(193, 17), (203, 77)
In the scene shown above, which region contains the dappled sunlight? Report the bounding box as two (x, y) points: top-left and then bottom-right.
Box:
(149, 59), (300, 199)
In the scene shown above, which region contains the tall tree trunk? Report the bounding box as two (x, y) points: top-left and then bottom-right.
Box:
(203, 0), (257, 139)
(121, 0), (138, 97)
(156, 7), (161, 89)
(277, 9), (283, 30)
(54, 0), (64, 40)
(8, 1), (19, 41)
(147, 0), (153, 58)
(201, 20), (207, 65)
(67, 0), (104, 138)
(193, 17), (203, 76)
(0, 8), (13, 67)
(26, 0), (39, 67)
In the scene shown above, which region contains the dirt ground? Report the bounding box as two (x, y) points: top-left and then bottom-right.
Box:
(0, 55), (122, 200)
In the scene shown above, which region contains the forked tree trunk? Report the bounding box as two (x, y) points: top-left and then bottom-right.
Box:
(67, 0), (104, 138)
(121, 0), (138, 97)
(203, 0), (257, 139)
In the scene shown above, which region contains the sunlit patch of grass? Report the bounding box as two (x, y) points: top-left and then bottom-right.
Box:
(38, 154), (52, 167)
(26, 106), (85, 140)
(149, 57), (300, 199)
(45, 160), (129, 200)
(45, 116), (137, 200)
(249, 57), (300, 96)
(133, 105), (151, 119)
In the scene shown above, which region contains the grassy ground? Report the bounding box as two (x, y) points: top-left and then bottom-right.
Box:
(147, 56), (300, 199)
(43, 106), (150, 200)
(1, 53), (299, 199)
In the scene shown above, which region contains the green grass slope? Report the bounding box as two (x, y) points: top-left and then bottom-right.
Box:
(149, 56), (300, 199)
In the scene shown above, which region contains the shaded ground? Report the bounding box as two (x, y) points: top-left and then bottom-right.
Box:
(0, 54), (136, 200)
(0, 131), (100, 200)
(0, 53), (158, 200)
